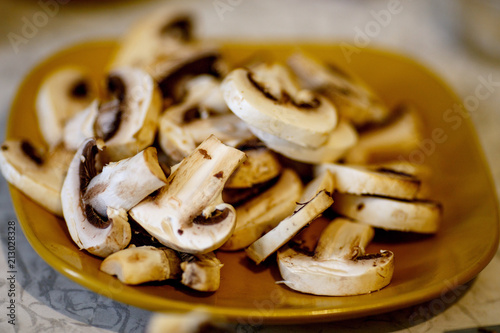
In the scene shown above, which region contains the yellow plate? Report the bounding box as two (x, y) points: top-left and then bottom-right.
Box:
(6, 41), (499, 324)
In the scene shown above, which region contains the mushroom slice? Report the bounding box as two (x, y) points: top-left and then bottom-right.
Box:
(331, 192), (441, 233)
(221, 63), (338, 149)
(129, 136), (246, 254)
(221, 169), (303, 251)
(246, 189), (334, 265)
(61, 138), (131, 257)
(100, 246), (181, 285)
(83, 147), (167, 217)
(180, 252), (223, 292)
(287, 53), (391, 128)
(36, 67), (95, 147)
(344, 104), (424, 164)
(225, 147), (281, 189)
(248, 119), (358, 164)
(0, 140), (72, 216)
(277, 218), (394, 296)
(315, 163), (421, 200)
(111, 8), (195, 71)
(96, 68), (162, 161)
(147, 311), (232, 333)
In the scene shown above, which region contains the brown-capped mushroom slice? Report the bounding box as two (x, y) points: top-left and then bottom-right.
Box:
(221, 63), (338, 149)
(245, 171), (335, 264)
(315, 163), (421, 200)
(331, 192), (441, 233)
(0, 140), (73, 216)
(344, 104), (424, 164)
(129, 136), (246, 254)
(100, 246), (181, 285)
(277, 218), (394, 296)
(180, 252), (223, 292)
(36, 67), (95, 147)
(287, 53), (391, 129)
(83, 147), (167, 217)
(221, 169), (303, 251)
(247, 119), (358, 164)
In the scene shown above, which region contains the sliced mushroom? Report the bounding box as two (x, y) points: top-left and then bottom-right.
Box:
(180, 252), (223, 292)
(100, 246), (181, 285)
(315, 163), (421, 200)
(277, 218), (394, 296)
(344, 104), (424, 164)
(129, 136), (246, 254)
(221, 63), (338, 149)
(221, 169), (303, 251)
(63, 68), (162, 161)
(331, 192), (441, 233)
(287, 53), (391, 129)
(247, 119), (358, 164)
(83, 147), (167, 217)
(61, 138), (132, 257)
(246, 188), (334, 265)
(36, 67), (95, 147)
(0, 140), (72, 216)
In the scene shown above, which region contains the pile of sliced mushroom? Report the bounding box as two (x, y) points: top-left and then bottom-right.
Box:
(0, 9), (443, 296)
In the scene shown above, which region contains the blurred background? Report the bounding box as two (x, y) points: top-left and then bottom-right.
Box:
(0, 0), (499, 332)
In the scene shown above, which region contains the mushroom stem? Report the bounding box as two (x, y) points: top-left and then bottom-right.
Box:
(84, 147), (167, 217)
(180, 252), (223, 292)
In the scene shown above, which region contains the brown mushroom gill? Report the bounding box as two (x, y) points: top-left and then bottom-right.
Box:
(192, 208), (230, 226)
(78, 140), (109, 229)
(247, 72), (320, 109)
(20, 141), (44, 166)
(70, 80), (90, 99)
(94, 75), (126, 141)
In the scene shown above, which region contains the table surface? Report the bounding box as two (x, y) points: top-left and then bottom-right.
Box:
(0, 0), (499, 332)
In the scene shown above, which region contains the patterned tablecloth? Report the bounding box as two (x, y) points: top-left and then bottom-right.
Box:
(0, 0), (499, 332)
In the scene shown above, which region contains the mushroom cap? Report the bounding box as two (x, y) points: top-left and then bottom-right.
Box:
(61, 138), (131, 257)
(0, 140), (72, 216)
(221, 64), (338, 149)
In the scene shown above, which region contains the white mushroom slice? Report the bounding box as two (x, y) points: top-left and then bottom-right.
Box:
(287, 53), (390, 128)
(36, 67), (95, 147)
(158, 117), (196, 164)
(221, 169), (303, 251)
(245, 190), (333, 264)
(345, 104), (424, 164)
(277, 218), (394, 296)
(180, 252), (223, 292)
(130, 136), (246, 254)
(111, 9), (195, 72)
(97, 68), (162, 161)
(248, 119), (358, 164)
(83, 147), (167, 217)
(0, 140), (72, 216)
(315, 163), (420, 200)
(221, 63), (338, 149)
(331, 192), (441, 233)
(61, 138), (131, 257)
(225, 148), (281, 189)
(63, 100), (99, 151)
(100, 246), (181, 285)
